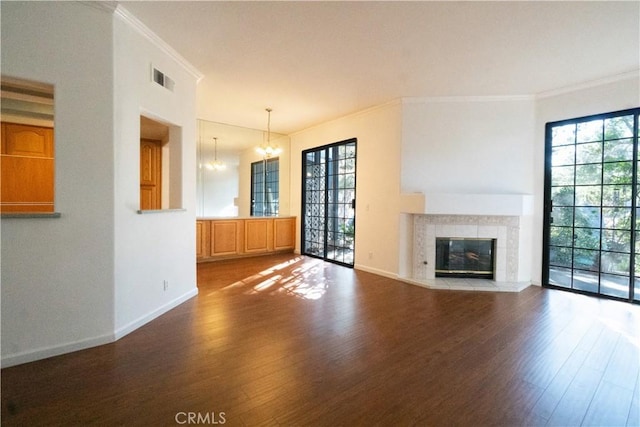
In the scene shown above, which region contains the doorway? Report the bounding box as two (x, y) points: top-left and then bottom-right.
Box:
(302, 139), (357, 266)
(543, 108), (640, 302)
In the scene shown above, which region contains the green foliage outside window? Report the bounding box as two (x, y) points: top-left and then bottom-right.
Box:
(549, 114), (636, 275)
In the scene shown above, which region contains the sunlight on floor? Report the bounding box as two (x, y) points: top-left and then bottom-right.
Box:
(221, 257), (304, 291)
(221, 256), (330, 300)
(252, 274), (283, 292)
(598, 315), (640, 350)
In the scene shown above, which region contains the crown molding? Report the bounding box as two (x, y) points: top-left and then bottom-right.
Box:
(78, 1), (118, 14)
(288, 98), (403, 137)
(402, 95), (535, 104)
(114, 5), (204, 83)
(400, 70), (639, 105)
(536, 70), (639, 100)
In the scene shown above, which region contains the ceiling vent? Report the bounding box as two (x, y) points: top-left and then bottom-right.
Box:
(151, 66), (175, 92)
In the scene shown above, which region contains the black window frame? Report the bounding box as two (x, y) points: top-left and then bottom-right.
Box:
(250, 157), (279, 216)
(543, 107), (640, 303)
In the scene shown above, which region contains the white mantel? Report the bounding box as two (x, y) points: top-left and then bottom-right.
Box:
(399, 192), (534, 216)
(424, 193), (534, 216)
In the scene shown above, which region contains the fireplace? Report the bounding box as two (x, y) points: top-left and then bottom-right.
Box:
(435, 238), (496, 279)
(411, 214), (520, 283)
(401, 193), (533, 291)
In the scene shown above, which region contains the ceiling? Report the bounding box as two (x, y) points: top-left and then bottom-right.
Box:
(120, 1), (639, 136)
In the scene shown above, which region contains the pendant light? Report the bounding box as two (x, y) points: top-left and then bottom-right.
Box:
(206, 137), (226, 171)
(256, 108), (282, 159)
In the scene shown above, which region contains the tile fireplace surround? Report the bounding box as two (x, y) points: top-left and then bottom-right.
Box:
(401, 193), (533, 292)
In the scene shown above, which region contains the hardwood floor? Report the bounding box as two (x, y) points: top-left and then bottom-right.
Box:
(2, 254), (639, 426)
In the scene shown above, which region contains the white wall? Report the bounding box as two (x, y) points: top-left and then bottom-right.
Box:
(531, 75), (640, 285)
(290, 102), (403, 277)
(113, 8), (199, 336)
(1, 2), (116, 366)
(0, 2), (200, 367)
(401, 97), (536, 194)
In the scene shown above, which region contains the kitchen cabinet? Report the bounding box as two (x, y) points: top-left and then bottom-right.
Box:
(197, 216), (295, 261)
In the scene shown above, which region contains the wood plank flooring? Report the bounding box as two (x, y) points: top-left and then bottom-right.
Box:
(2, 254), (640, 426)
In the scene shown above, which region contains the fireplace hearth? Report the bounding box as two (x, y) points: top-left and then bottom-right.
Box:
(435, 238), (496, 279)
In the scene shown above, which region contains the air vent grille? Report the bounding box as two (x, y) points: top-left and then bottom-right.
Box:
(151, 66), (175, 91)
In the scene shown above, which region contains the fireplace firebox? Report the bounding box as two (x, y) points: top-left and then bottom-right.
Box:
(435, 238), (496, 279)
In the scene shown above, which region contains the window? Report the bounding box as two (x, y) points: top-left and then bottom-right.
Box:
(543, 107), (640, 302)
(251, 158), (279, 216)
(1, 76), (55, 213)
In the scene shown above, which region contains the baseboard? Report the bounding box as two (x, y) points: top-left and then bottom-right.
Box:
(1, 287), (199, 368)
(397, 276), (431, 289)
(114, 287), (199, 340)
(353, 264), (398, 280)
(1, 332), (115, 369)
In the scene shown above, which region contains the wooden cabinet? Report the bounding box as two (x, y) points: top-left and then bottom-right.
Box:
(274, 217), (296, 250)
(197, 216), (296, 261)
(211, 220), (241, 256)
(2, 122), (53, 157)
(245, 218), (270, 253)
(196, 220), (210, 259)
(1, 122), (54, 212)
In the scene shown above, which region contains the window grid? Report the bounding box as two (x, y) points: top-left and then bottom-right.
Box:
(302, 140), (356, 267)
(544, 108), (640, 302)
(251, 158), (279, 216)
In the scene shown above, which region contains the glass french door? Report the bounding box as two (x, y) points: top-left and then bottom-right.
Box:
(543, 108), (640, 302)
(302, 139), (357, 266)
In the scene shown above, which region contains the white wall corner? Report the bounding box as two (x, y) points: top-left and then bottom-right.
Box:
(114, 288), (198, 341)
(1, 333), (115, 369)
(1, 288), (199, 368)
(113, 5), (204, 82)
(77, 1), (118, 14)
(536, 69), (640, 100)
(354, 264), (398, 281)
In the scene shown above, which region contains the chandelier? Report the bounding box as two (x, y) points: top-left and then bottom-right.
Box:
(256, 108), (282, 159)
(205, 137), (226, 171)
